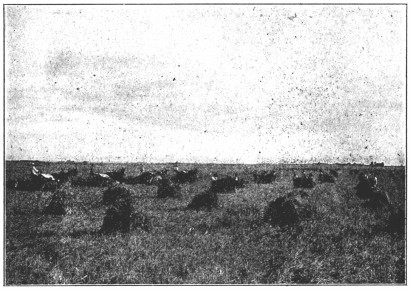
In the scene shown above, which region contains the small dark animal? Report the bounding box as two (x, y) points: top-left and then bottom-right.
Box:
(187, 190), (218, 211)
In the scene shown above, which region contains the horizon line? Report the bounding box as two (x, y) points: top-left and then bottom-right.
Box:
(4, 159), (402, 166)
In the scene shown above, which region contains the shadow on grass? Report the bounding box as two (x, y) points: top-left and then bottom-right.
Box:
(68, 229), (102, 239)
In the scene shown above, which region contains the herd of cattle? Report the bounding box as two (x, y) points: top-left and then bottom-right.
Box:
(7, 163), (390, 207)
(6, 163), (402, 235)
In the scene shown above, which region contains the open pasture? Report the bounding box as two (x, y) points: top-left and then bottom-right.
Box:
(5, 161), (405, 284)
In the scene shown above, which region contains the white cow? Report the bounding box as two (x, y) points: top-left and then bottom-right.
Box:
(96, 173), (111, 179)
(31, 166), (56, 181)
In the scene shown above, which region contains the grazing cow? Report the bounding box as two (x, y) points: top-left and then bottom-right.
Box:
(209, 173), (245, 194)
(123, 167), (168, 185)
(88, 166), (113, 186)
(30, 166), (59, 190)
(318, 170), (335, 184)
(51, 168), (78, 183)
(172, 168), (198, 183)
(355, 173), (390, 207)
(105, 167), (126, 182)
(94, 173), (113, 186)
(31, 166), (56, 182)
(96, 173), (111, 179)
(292, 171), (315, 189)
(127, 169), (165, 185)
(253, 169), (277, 185)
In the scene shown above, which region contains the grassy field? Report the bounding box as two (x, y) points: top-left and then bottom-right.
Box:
(5, 161), (406, 284)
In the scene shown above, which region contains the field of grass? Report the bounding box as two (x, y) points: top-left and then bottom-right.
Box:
(5, 161), (406, 284)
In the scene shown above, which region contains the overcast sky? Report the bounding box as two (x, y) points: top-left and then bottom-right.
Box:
(5, 5), (406, 164)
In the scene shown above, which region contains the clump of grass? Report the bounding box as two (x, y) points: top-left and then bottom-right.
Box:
(131, 212), (151, 232)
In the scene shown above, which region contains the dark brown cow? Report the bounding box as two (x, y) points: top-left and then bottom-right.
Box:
(172, 168), (198, 183)
(209, 173), (245, 193)
(253, 169), (277, 185)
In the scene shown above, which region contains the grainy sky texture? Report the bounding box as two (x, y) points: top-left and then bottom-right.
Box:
(5, 5), (406, 164)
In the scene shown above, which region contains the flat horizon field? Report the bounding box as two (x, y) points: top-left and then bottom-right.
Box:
(5, 161), (406, 284)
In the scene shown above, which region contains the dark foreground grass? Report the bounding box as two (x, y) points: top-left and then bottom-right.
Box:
(5, 162), (406, 284)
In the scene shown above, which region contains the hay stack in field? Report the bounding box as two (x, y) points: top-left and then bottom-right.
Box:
(101, 186), (133, 234)
(43, 187), (66, 215)
(187, 190), (218, 210)
(263, 192), (313, 227)
(43, 191), (66, 215)
(156, 178), (181, 198)
(42, 183), (75, 215)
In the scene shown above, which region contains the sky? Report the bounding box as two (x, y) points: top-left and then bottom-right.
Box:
(5, 5), (406, 164)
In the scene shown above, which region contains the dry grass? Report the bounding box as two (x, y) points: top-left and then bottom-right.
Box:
(5, 161), (405, 284)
